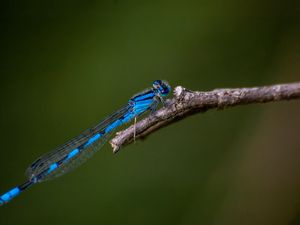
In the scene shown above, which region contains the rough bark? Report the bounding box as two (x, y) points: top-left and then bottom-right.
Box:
(110, 82), (300, 153)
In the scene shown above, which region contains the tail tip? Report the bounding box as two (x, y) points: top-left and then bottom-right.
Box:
(0, 187), (21, 205)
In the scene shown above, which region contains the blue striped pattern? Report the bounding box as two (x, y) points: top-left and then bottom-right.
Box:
(0, 187), (20, 205)
(84, 133), (101, 147)
(0, 80), (171, 205)
(66, 148), (79, 160)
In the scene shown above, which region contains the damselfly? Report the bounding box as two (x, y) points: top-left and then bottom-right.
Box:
(0, 80), (171, 205)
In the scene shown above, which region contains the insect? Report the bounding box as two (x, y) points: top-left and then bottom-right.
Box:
(0, 80), (171, 205)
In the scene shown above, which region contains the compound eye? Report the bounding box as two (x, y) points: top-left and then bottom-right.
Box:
(164, 87), (170, 94)
(163, 86), (170, 95)
(152, 80), (170, 96)
(153, 80), (162, 87)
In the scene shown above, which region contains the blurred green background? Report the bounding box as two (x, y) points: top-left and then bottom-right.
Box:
(1, 1), (300, 225)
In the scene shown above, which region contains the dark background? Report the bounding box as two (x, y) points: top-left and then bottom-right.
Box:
(0, 1), (300, 225)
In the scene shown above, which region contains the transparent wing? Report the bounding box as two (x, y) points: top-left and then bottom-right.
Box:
(40, 131), (112, 181)
(26, 104), (133, 182)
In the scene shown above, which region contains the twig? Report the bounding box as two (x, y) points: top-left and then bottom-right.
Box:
(110, 82), (300, 153)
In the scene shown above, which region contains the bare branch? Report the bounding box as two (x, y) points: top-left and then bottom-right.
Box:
(110, 82), (300, 153)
